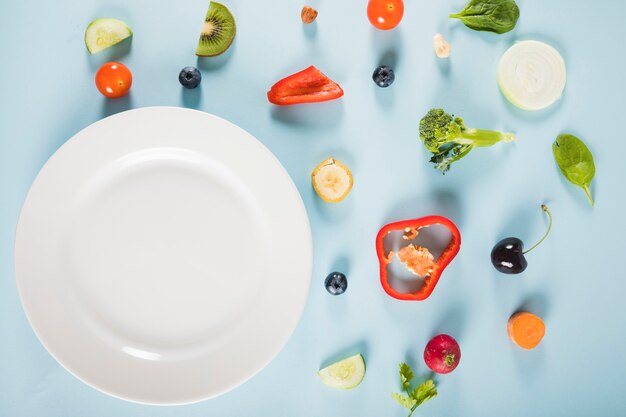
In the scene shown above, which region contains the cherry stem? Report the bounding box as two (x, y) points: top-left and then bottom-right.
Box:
(523, 204), (552, 255)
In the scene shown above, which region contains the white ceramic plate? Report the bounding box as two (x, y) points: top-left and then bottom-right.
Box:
(14, 107), (312, 405)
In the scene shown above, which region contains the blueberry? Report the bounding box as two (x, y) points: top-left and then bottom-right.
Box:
(179, 66), (202, 89)
(324, 272), (347, 295)
(372, 65), (395, 88)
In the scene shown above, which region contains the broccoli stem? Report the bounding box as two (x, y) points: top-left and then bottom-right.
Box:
(455, 128), (515, 147)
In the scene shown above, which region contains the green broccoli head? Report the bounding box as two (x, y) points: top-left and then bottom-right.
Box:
(419, 109), (465, 152)
(419, 108), (515, 174)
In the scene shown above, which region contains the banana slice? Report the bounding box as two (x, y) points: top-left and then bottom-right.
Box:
(312, 158), (353, 203)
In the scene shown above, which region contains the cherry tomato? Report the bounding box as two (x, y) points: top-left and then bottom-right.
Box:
(367, 0), (404, 30)
(95, 62), (132, 98)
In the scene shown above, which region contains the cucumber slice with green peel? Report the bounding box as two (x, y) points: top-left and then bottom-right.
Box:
(85, 18), (132, 54)
(318, 354), (365, 389)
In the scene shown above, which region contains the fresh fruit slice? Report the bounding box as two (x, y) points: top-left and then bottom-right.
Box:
(84, 18), (132, 54)
(196, 2), (236, 57)
(311, 158), (353, 203)
(508, 311), (545, 349)
(497, 40), (566, 111)
(318, 354), (365, 389)
(424, 334), (461, 374)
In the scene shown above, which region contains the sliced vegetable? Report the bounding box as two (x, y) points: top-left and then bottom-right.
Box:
(553, 134), (596, 205)
(423, 334), (461, 374)
(498, 40), (566, 111)
(84, 18), (132, 54)
(267, 66), (344, 105)
(491, 204), (552, 274)
(376, 216), (461, 301)
(318, 354), (365, 389)
(392, 362), (437, 417)
(507, 311), (545, 349)
(311, 158), (353, 203)
(450, 0), (519, 34)
(419, 108), (515, 174)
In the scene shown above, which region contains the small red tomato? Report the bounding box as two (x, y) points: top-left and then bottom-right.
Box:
(367, 0), (404, 30)
(95, 62), (132, 98)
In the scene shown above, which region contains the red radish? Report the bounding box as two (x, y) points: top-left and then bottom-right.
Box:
(423, 334), (461, 374)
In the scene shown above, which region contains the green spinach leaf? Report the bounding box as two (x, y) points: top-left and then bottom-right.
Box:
(450, 0), (520, 34)
(552, 134), (596, 205)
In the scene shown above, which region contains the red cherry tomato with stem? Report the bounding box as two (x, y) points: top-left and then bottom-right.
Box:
(367, 0), (404, 30)
(95, 62), (132, 99)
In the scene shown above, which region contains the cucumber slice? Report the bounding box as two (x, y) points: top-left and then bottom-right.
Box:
(85, 18), (132, 54)
(317, 354), (365, 389)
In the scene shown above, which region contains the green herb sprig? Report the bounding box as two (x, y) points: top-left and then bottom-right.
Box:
(391, 363), (437, 417)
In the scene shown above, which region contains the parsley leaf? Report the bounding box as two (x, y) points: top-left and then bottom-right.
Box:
(392, 363), (438, 417)
(391, 392), (417, 409)
(411, 380), (437, 408)
(399, 362), (414, 391)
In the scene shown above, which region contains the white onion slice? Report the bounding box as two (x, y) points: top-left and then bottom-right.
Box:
(497, 40), (566, 111)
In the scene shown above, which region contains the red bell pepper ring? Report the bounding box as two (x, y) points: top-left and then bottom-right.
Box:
(376, 216), (461, 301)
(267, 66), (344, 105)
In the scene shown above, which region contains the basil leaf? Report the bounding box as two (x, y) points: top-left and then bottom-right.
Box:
(450, 0), (520, 34)
(552, 134), (596, 205)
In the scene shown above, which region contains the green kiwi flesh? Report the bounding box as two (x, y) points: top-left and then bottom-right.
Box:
(196, 2), (236, 57)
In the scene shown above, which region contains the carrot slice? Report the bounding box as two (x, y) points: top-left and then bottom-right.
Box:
(507, 311), (545, 350)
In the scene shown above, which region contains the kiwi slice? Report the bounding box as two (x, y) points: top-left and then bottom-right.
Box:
(195, 2), (236, 57)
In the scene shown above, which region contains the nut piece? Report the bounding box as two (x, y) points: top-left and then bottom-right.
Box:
(433, 33), (451, 58)
(301, 6), (318, 24)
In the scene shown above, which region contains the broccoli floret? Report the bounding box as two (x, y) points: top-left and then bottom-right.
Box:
(419, 108), (515, 173)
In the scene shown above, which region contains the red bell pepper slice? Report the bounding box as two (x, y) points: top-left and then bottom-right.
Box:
(376, 216), (461, 301)
(267, 66), (344, 105)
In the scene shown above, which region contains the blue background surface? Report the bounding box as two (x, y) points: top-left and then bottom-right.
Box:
(2, 0), (626, 416)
